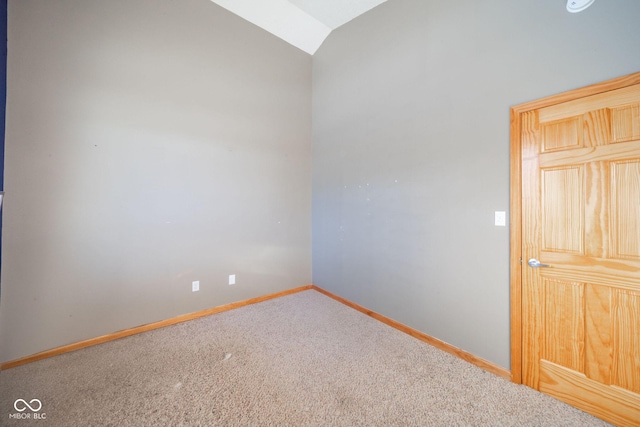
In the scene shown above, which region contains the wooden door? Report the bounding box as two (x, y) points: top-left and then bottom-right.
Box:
(511, 73), (640, 427)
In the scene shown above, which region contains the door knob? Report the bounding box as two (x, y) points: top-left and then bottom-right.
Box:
(528, 258), (551, 268)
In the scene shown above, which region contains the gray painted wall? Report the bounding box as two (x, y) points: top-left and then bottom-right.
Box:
(312, 0), (640, 369)
(1, 0), (312, 362)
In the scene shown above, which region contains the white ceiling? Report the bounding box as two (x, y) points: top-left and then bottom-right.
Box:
(210, 0), (388, 55)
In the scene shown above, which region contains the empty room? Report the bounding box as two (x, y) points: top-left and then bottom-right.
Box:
(1, 0), (639, 425)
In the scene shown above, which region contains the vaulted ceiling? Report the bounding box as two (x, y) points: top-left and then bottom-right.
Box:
(210, 0), (388, 54)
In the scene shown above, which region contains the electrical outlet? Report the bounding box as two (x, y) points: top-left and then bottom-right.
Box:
(229, 274), (236, 285)
(495, 211), (506, 227)
(192, 281), (200, 292)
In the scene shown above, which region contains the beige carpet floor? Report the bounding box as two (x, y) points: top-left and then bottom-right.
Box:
(0, 289), (612, 426)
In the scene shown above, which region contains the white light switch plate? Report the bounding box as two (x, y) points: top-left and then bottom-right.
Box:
(495, 211), (506, 227)
(192, 281), (200, 292)
(229, 274), (236, 285)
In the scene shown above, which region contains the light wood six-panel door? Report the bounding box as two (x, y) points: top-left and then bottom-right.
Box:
(519, 79), (640, 426)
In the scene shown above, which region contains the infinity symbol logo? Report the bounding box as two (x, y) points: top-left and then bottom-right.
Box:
(14, 399), (42, 412)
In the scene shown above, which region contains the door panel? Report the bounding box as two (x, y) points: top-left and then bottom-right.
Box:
(543, 278), (584, 371)
(541, 117), (583, 151)
(611, 160), (640, 259)
(520, 80), (640, 426)
(612, 290), (640, 393)
(542, 166), (584, 253)
(611, 103), (640, 143)
(584, 283), (612, 384)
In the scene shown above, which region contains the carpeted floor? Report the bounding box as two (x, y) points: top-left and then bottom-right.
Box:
(0, 290), (612, 426)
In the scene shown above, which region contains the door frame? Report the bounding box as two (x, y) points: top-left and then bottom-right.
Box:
(509, 71), (640, 384)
